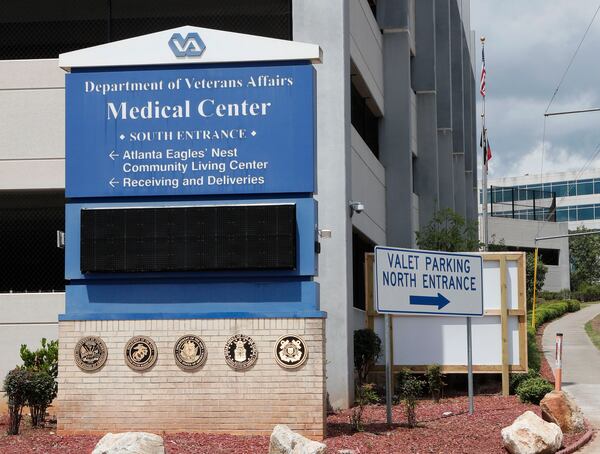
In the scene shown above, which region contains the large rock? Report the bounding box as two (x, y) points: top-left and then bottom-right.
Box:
(269, 424), (326, 454)
(540, 390), (585, 433)
(92, 432), (165, 454)
(501, 411), (563, 454)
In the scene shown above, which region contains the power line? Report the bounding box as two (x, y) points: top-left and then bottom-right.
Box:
(545, 2), (600, 114)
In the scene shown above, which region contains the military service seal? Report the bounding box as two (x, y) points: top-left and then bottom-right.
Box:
(274, 334), (308, 369)
(174, 334), (207, 371)
(224, 334), (258, 370)
(124, 336), (157, 371)
(74, 336), (108, 372)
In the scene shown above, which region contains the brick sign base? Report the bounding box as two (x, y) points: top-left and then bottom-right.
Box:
(57, 318), (326, 439)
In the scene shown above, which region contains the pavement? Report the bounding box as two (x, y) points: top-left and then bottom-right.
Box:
(541, 303), (600, 453)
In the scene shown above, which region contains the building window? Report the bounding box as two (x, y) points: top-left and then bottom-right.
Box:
(0, 0), (292, 60)
(0, 191), (65, 293)
(577, 179), (593, 196)
(350, 80), (380, 158)
(353, 229), (375, 311)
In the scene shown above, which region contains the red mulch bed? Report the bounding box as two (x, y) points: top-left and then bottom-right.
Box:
(0, 396), (590, 454)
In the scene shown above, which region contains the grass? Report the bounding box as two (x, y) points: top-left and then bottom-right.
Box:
(584, 314), (600, 352)
(581, 300), (600, 309)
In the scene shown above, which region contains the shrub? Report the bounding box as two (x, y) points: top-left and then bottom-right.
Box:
(20, 338), (58, 426)
(531, 300), (582, 332)
(539, 289), (571, 301)
(397, 369), (424, 428)
(20, 338), (58, 379)
(3, 368), (32, 435)
(509, 369), (540, 395)
(526, 328), (541, 372)
(27, 372), (56, 427)
(350, 383), (380, 432)
(425, 364), (445, 403)
(516, 377), (553, 404)
(354, 329), (381, 385)
(572, 284), (600, 302)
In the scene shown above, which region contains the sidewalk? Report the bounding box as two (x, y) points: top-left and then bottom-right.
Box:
(542, 303), (600, 452)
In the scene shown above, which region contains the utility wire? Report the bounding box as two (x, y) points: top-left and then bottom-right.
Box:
(537, 1), (600, 236)
(545, 1), (600, 114)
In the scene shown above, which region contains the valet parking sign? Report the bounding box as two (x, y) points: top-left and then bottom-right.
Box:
(65, 63), (314, 197)
(374, 247), (484, 317)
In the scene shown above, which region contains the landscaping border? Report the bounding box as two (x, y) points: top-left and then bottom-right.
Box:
(556, 428), (594, 454)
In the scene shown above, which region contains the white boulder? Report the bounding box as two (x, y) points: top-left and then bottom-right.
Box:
(269, 424), (327, 454)
(501, 411), (563, 454)
(92, 432), (165, 454)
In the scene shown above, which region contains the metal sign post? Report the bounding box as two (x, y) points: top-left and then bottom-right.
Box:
(374, 246), (484, 418)
(385, 314), (393, 425)
(466, 317), (474, 415)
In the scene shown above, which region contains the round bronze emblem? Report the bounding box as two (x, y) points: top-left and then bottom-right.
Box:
(74, 336), (108, 372)
(174, 335), (207, 371)
(124, 336), (157, 371)
(224, 334), (258, 370)
(274, 334), (308, 369)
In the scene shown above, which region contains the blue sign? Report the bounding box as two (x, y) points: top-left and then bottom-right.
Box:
(66, 62), (314, 198)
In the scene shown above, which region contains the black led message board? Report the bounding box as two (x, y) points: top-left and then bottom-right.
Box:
(80, 204), (296, 273)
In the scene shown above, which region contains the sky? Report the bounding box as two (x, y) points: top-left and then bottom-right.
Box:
(470, 0), (600, 179)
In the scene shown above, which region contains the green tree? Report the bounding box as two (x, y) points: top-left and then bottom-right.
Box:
(416, 208), (480, 252)
(569, 226), (600, 290)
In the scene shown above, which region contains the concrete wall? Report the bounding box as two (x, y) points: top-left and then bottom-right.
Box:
(0, 60), (65, 189)
(294, 0), (353, 410)
(488, 217), (571, 291)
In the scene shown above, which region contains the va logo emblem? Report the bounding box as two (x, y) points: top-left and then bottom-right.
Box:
(168, 32), (206, 57)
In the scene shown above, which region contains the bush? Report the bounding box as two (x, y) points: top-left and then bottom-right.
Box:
(397, 369), (424, 428)
(350, 383), (379, 432)
(539, 289), (571, 301)
(20, 338), (58, 379)
(27, 372), (56, 427)
(509, 369), (540, 395)
(516, 377), (553, 404)
(20, 338), (58, 427)
(531, 300), (581, 332)
(354, 329), (381, 385)
(572, 283), (600, 302)
(527, 328), (541, 372)
(425, 364), (445, 403)
(3, 368), (32, 435)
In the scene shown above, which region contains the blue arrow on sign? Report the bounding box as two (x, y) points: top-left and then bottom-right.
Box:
(409, 293), (451, 310)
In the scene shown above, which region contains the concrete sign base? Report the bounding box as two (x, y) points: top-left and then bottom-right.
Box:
(57, 318), (326, 439)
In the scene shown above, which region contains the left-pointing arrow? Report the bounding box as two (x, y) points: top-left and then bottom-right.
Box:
(109, 150), (119, 160)
(109, 178), (119, 188)
(409, 293), (451, 310)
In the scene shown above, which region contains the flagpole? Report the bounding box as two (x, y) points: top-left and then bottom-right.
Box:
(481, 36), (489, 250)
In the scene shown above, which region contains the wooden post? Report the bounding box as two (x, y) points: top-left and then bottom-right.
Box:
(500, 256), (509, 396)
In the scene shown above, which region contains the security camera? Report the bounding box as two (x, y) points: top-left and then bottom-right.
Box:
(349, 201), (365, 216)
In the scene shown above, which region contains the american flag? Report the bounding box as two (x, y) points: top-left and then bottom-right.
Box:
(480, 47), (486, 97)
